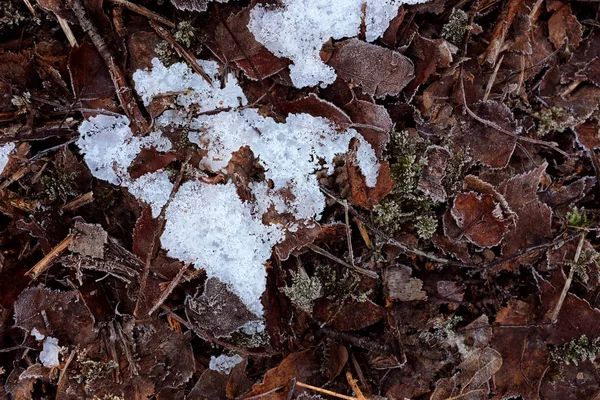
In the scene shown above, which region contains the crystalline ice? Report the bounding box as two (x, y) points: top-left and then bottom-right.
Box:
(209, 354), (244, 374)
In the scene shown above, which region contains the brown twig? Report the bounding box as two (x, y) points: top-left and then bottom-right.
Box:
(61, 191), (93, 212)
(147, 263), (190, 315)
(483, 54), (504, 101)
(549, 232), (586, 323)
(149, 20), (213, 86)
(307, 244), (378, 279)
(295, 382), (360, 400)
(480, 0), (521, 65)
(25, 234), (73, 278)
(108, 0), (176, 28)
(346, 371), (366, 400)
(133, 158), (187, 318)
(70, 0), (149, 132)
(56, 15), (78, 47)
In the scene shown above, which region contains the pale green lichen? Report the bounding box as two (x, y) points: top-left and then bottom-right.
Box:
(416, 214), (438, 240)
(441, 9), (469, 46)
(282, 267), (323, 313)
(11, 92), (31, 108)
(230, 329), (270, 348)
(77, 360), (118, 384)
(533, 107), (578, 137)
(174, 19), (196, 48)
(419, 315), (463, 346)
(551, 335), (600, 366)
(154, 41), (176, 65)
(566, 246), (600, 285)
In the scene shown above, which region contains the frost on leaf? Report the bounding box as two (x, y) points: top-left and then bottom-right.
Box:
(498, 163), (552, 259)
(0, 142), (15, 176)
(384, 265), (427, 301)
(209, 354), (244, 374)
(450, 101), (518, 169)
(328, 38), (415, 98)
(186, 277), (259, 338)
(450, 191), (508, 247)
(248, 0), (428, 88)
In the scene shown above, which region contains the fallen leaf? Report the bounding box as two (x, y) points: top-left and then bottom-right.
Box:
(450, 192), (509, 247)
(450, 101), (518, 168)
(328, 38), (415, 98)
(418, 145), (450, 202)
(385, 265), (427, 301)
(548, 4), (583, 50)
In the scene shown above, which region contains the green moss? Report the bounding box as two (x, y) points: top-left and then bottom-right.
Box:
(230, 329), (270, 348)
(533, 107), (578, 137)
(441, 9), (469, 46)
(374, 131), (437, 237)
(551, 335), (600, 366)
(154, 40), (177, 66)
(565, 206), (589, 229)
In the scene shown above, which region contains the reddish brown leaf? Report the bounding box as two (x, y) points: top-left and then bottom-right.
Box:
(450, 101), (518, 169)
(243, 350), (321, 400)
(343, 99), (391, 157)
(347, 159), (395, 208)
(450, 192), (509, 247)
(498, 163), (552, 258)
(314, 298), (385, 331)
(68, 42), (115, 101)
(548, 4), (583, 50)
(328, 38), (415, 98)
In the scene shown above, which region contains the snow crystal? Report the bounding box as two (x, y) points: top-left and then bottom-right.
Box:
(133, 58), (247, 110)
(188, 108), (379, 219)
(77, 59), (381, 320)
(209, 354), (243, 374)
(128, 170), (174, 217)
(160, 181), (283, 317)
(77, 114), (171, 185)
(31, 329), (61, 368)
(0, 142), (15, 175)
(40, 336), (61, 368)
(77, 114), (173, 213)
(31, 327), (45, 341)
(248, 0), (428, 88)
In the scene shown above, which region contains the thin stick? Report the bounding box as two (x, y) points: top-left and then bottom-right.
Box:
(61, 191), (93, 212)
(56, 15), (78, 47)
(134, 159), (187, 317)
(344, 200), (355, 268)
(346, 371), (366, 400)
(108, 0), (176, 28)
(483, 54), (503, 101)
(307, 244), (378, 279)
(70, 0), (149, 132)
(549, 233), (586, 323)
(22, 0), (36, 16)
(295, 381), (360, 400)
(147, 263), (190, 315)
(25, 235), (73, 278)
(149, 20), (213, 86)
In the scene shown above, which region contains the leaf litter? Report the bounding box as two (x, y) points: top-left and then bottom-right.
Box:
(1, 0), (600, 398)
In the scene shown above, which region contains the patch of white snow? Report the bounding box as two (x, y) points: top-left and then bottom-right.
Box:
(248, 0), (428, 88)
(209, 354), (243, 374)
(0, 142), (15, 176)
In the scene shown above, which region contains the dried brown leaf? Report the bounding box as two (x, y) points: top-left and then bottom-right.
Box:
(328, 38), (415, 98)
(450, 192), (508, 247)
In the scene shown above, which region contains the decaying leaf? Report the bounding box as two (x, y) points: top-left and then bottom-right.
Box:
(186, 277), (257, 338)
(384, 265), (427, 301)
(450, 192), (508, 248)
(548, 4), (583, 50)
(69, 221), (107, 259)
(328, 38), (415, 98)
(450, 101), (518, 168)
(418, 145), (450, 202)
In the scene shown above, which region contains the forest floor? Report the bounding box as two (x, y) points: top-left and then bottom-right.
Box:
(1, 0), (600, 399)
